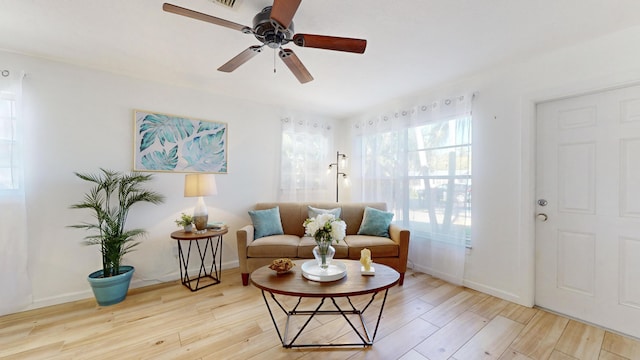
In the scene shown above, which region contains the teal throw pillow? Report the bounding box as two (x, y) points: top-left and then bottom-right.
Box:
(307, 205), (341, 219)
(357, 206), (394, 237)
(248, 206), (284, 240)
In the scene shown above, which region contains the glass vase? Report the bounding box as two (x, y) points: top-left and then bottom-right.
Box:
(313, 243), (335, 269)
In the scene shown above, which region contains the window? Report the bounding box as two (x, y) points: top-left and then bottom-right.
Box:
(0, 70), (31, 314)
(0, 92), (19, 190)
(354, 95), (472, 248)
(407, 117), (472, 246)
(279, 117), (333, 201)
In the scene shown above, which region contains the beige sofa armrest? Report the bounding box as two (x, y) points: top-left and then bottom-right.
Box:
(389, 224), (410, 273)
(236, 225), (255, 275)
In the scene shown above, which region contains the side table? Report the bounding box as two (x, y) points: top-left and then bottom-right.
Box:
(170, 228), (228, 291)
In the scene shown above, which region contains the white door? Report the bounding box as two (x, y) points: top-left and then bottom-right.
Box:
(535, 84), (640, 338)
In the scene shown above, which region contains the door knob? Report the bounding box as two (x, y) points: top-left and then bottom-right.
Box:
(536, 213), (548, 222)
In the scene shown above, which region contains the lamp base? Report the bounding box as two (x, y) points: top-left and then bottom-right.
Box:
(194, 214), (208, 232)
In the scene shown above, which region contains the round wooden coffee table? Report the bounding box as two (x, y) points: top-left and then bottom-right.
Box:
(251, 259), (400, 348)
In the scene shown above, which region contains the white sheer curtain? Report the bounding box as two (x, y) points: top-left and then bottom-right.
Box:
(0, 69), (31, 315)
(279, 117), (333, 201)
(352, 94), (473, 285)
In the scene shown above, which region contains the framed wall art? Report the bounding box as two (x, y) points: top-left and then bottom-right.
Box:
(133, 110), (227, 173)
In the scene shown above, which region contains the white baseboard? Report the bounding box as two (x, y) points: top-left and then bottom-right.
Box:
(412, 263), (463, 286)
(25, 290), (94, 312)
(463, 278), (531, 307)
(24, 260), (241, 312)
(410, 263), (531, 307)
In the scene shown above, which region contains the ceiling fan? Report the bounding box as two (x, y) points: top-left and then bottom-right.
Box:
(163, 0), (367, 83)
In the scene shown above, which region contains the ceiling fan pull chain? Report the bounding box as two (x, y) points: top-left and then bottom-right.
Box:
(273, 48), (277, 73)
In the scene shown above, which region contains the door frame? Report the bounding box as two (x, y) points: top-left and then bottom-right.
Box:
(521, 79), (640, 307)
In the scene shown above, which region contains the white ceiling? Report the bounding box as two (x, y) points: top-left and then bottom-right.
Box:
(2, 0), (640, 117)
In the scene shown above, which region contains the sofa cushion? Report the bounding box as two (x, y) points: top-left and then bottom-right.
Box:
(357, 206), (394, 237)
(344, 235), (399, 259)
(307, 205), (341, 219)
(340, 203), (386, 235)
(248, 206), (284, 239)
(256, 202), (306, 237)
(247, 234), (300, 258)
(298, 236), (349, 258)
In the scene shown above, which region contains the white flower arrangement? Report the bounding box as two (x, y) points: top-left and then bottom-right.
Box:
(303, 213), (347, 244)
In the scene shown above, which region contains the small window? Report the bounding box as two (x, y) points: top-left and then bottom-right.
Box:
(0, 94), (19, 190)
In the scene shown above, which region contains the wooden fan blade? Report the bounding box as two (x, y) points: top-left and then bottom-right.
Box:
(270, 0), (301, 31)
(293, 33), (367, 54)
(279, 49), (313, 84)
(163, 3), (250, 32)
(218, 46), (263, 72)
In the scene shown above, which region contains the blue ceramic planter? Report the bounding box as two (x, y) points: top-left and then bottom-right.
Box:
(87, 265), (134, 306)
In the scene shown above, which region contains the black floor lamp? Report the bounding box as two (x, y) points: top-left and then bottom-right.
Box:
(329, 151), (347, 202)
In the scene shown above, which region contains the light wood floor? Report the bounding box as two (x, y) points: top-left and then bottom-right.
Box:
(2, 268), (640, 360)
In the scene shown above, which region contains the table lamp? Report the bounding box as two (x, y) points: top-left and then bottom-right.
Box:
(184, 174), (217, 232)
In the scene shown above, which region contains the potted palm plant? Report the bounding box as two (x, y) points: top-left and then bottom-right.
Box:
(69, 168), (165, 306)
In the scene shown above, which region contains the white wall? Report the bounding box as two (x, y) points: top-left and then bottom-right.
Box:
(342, 25), (640, 306)
(0, 50), (332, 310)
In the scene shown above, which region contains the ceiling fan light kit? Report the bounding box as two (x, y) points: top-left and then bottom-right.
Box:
(163, 0), (367, 83)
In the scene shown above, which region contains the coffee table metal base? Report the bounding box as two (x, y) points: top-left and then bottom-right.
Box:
(260, 289), (390, 348)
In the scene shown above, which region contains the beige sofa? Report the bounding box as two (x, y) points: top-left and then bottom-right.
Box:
(236, 202), (410, 286)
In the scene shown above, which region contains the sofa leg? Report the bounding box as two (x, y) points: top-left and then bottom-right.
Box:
(398, 272), (405, 286)
(242, 273), (249, 286)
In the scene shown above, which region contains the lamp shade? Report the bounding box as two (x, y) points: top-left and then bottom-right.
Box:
(184, 174), (217, 197)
